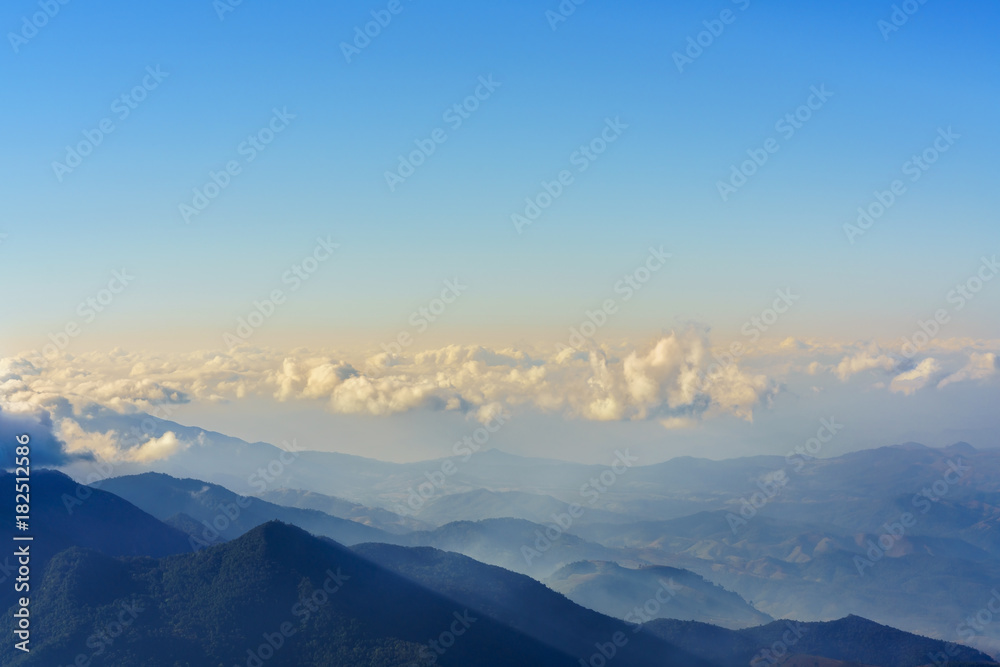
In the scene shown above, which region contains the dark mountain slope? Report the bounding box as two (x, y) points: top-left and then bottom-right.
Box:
(100, 472), (388, 547)
(0, 522), (587, 666)
(645, 615), (996, 667)
(0, 469), (191, 609)
(544, 560), (772, 629)
(353, 541), (719, 667)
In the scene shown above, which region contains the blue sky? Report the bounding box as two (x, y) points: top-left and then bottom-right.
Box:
(3, 0), (999, 350)
(1, 1), (999, 463)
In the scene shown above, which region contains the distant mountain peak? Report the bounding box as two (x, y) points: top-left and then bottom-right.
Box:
(945, 441), (977, 454)
(888, 441), (930, 450)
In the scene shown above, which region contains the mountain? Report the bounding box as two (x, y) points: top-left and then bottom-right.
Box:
(57, 408), (413, 504)
(258, 487), (430, 533)
(571, 509), (1000, 652)
(393, 517), (640, 578)
(353, 541), (719, 666)
(98, 472), (389, 547)
(0, 521), (706, 666)
(411, 488), (629, 526)
(0, 469), (190, 610)
(55, 413), (1000, 653)
(644, 615), (997, 667)
(544, 560), (772, 629)
(64, 408), (1000, 521)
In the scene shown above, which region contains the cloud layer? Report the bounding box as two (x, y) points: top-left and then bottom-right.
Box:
(1, 333), (996, 463)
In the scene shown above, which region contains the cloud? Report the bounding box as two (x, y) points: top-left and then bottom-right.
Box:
(832, 347), (900, 381)
(937, 352), (999, 389)
(890, 358), (942, 395)
(56, 418), (188, 463)
(660, 416), (698, 430)
(124, 432), (186, 463)
(779, 337), (812, 351)
(0, 405), (86, 467)
(3, 333), (993, 463)
(1, 332), (777, 432)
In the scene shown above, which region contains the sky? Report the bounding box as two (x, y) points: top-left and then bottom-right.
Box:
(1, 0), (999, 464)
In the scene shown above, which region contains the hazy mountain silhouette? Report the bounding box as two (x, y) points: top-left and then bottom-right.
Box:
(645, 615), (996, 667)
(99, 472), (389, 547)
(391, 517), (638, 578)
(544, 560), (772, 629)
(353, 541), (719, 666)
(0, 469), (190, 610)
(259, 486), (430, 533)
(0, 521), (707, 666)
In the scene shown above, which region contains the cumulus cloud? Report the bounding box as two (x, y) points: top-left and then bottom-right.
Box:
(0, 405), (86, 467)
(937, 352), (999, 389)
(124, 432), (187, 463)
(55, 420), (187, 463)
(832, 347), (900, 381)
(890, 358), (943, 396)
(1, 332), (777, 437)
(4, 333), (993, 462)
(799, 339), (1000, 397)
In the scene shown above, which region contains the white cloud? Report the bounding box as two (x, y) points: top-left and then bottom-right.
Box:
(937, 352), (998, 389)
(890, 358), (942, 396)
(1, 332), (776, 429)
(3, 334), (995, 462)
(833, 348), (899, 381)
(660, 416), (698, 430)
(56, 419), (187, 463)
(125, 431), (186, 463)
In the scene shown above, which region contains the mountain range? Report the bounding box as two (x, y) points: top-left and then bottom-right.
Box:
(9, 411), (1000, 664)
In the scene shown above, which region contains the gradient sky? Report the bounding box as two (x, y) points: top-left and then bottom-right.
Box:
(3, 0), (999, 351)
(1, 0), (998, 463)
